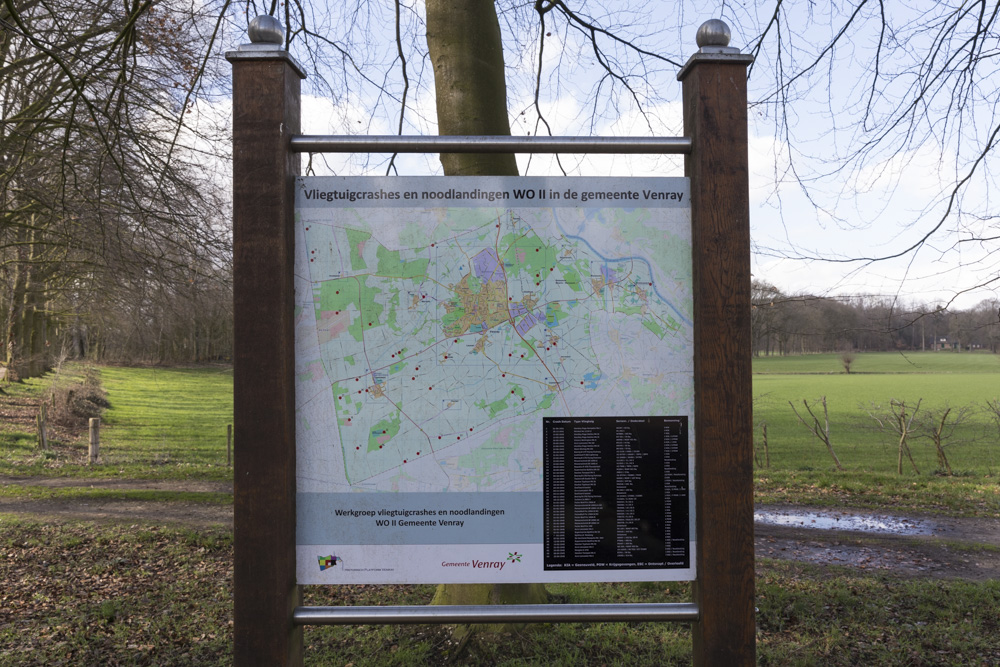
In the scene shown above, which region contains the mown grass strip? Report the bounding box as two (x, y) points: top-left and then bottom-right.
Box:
(755, 470), (1000, 517)
(98, 366), (234, 479)
(754, 351), (1000, 375)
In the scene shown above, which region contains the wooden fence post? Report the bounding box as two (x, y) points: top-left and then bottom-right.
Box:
(37, 403), (48, 450)
(226, 15), (305, 667)
(88, 418), (100, 464)
(679, 19), (756, 666)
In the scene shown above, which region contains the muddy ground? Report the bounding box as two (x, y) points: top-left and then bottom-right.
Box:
(1, 476), (998, 580)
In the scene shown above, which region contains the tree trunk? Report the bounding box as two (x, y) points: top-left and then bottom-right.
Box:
(426, 0), (518, 177)
(425, 0), (548, 625)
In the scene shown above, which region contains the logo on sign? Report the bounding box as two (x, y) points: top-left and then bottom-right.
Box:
(318, 554), (342, 571)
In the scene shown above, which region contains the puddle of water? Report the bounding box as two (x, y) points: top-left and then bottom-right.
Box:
(754, 509), (935, 535)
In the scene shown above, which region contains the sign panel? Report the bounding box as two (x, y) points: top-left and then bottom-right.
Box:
(294, 176), (694, 584)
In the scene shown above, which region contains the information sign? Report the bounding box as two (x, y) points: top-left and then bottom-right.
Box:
(293, 176), (694, 583)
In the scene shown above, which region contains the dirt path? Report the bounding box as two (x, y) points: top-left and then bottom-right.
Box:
(2, 478), (998, 579)
(0, 475), (233, 527)
(755, 503), (1000, 581)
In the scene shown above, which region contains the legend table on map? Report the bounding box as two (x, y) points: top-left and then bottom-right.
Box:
(543, 416), (689, 571)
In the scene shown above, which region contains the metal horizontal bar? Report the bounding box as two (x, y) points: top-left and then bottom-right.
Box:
(290, 135), (691, 155)
(293, 602), (698, 626)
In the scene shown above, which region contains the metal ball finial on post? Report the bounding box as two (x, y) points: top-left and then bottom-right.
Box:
(248, 15), (284, 45)
(694, 18), (739, 55)
(696, 19), (731, 48)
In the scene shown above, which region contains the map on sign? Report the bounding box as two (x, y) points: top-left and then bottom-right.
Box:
(294, 176), (694, 585)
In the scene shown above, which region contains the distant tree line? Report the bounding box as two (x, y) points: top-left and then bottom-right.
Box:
(752, 280), (1000, 357)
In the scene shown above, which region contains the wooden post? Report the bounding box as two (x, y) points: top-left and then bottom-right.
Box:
(88, 418), (100, 464)
(227, 423), (233, 467)
(678, 20), (756, 666)
(36, 403), (48, 450)
(226, 16), (305, 667)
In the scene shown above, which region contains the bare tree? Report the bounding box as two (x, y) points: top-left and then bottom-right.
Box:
(1, 0), (232, 374)
(867, 399), (922, 475)
(916, 405), (973, 476)
(789, 396), (843, 470)
(840, 350), (856, 374)
(741, 2), (1000, 303)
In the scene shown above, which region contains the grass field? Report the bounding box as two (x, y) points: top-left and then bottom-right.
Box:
(98, 366), (233, 480)
(2, 356), (997, 511)
(752, 352), (1000, 515)
(0, 365), (233, 481)
(2, 360), (1000, 663)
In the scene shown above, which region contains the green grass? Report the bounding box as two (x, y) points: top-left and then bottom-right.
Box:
(0, 365), (234, 481)
(754, 350), (1000, 375)
(97, 366), (234, 479)
(752, 352), (1000, 514)
(3, 516), (997, 665)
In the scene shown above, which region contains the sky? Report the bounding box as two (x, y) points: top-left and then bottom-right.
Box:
(217, 1), (999, 311)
